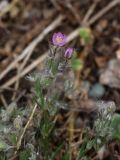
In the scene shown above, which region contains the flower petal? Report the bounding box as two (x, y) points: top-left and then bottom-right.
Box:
(52, 33), (57, 45)
(57, 32), (63, 38)
(59, 35), (67, 46)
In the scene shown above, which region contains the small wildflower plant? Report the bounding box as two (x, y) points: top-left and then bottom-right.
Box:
(0, 32), (118, 160)
(28, 32), (75, 159)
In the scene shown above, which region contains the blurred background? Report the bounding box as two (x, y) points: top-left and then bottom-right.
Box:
(0, 0), (120, 107)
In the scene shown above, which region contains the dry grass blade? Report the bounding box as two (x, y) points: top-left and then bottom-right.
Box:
(12, 47), (33, 100)
(88, 0), (120, 25)
(16, 103), (37, 151)
(82, 3), (97, 25)
(1, 53), (47, 89)
(0, 0), (18, 17)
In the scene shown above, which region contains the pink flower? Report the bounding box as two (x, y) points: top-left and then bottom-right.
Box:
(64, 48), (74, 58)
(52, 32), (66, 47)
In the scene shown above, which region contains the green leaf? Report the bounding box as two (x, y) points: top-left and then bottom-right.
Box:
(0, 153), (6, 160)
(8, 133), (17, 145)
(79, 27), (92, 44)
(86, 140), (94, 150)
(71, 53), (83, 71)
(51, 60), (59, 75)
(35, 79), (44, 109)
(47, 94), (59, 116)
(111, 114), (120, 141)
(77, 142), (86, 160)
(50, 143), (63, 160)
(0, 140), (10, 151)
(19, 148), (31, 160)
(77, 129), (90, 160)
(41, 78), (52, 87)
(41, 121), (54, 139)
(62, 153), (70, 160)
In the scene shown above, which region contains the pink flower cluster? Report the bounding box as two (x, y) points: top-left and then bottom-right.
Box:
(52, 32), (74, 59)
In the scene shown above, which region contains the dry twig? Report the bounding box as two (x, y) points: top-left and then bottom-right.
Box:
(0, 94), (8, 108)
(12, 48), (33, 100)
(16, 103), (37, 151)
(0, 0), (18, 17)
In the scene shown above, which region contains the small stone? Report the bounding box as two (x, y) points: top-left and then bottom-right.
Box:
(100, 59), (120, 88)
(75, 117), (84, 129)
(89, 83), (105, 99)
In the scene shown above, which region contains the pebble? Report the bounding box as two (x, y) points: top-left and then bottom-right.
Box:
(75, 117), (84, 129)
(99, 59), (120, 88)
(89, 83), (105, 99)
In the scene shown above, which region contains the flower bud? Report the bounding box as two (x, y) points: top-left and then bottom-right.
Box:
(64, 48), (74, 58)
